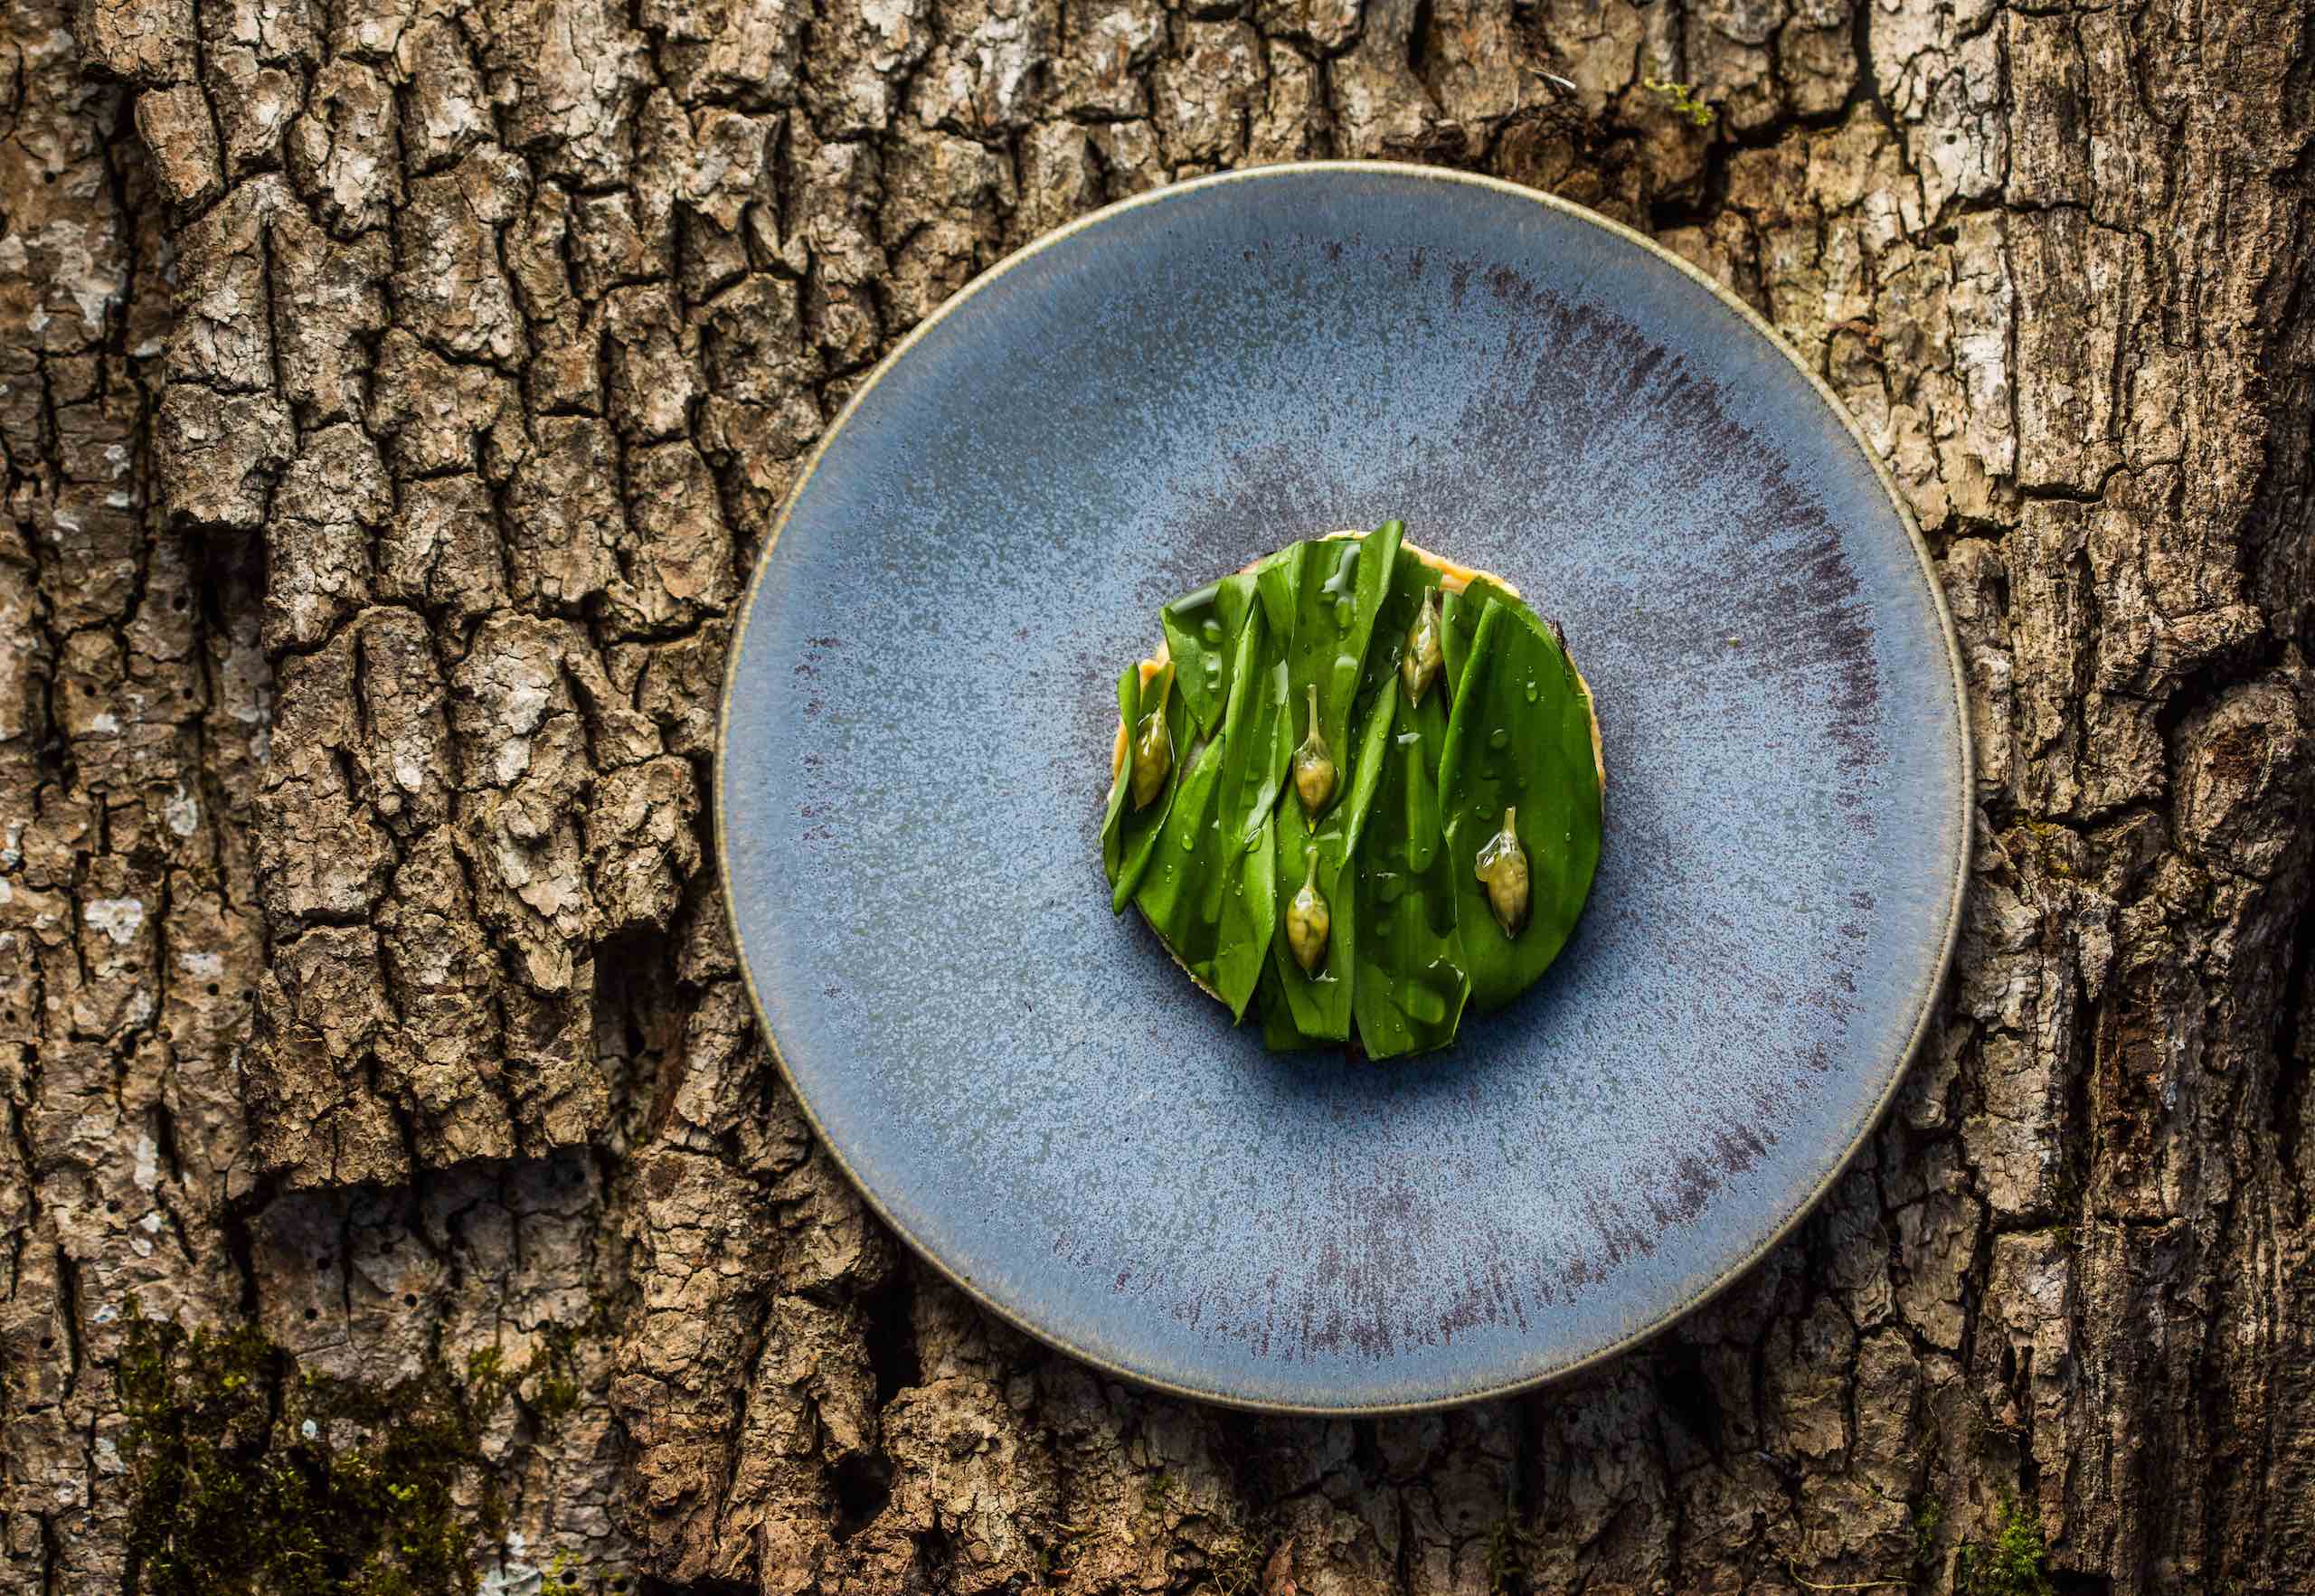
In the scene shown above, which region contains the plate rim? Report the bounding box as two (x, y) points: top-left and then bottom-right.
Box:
(713, 159), (1975, 1416)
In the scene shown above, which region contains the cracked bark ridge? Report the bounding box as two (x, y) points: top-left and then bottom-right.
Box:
(76, 0), (737, 1187)
(1, 3), (634, 1591)
(1, 5), (260, 1584)
(35, 0), (2315, 1591)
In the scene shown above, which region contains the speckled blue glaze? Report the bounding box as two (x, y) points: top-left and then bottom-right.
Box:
(718, 164), (1970, 1413)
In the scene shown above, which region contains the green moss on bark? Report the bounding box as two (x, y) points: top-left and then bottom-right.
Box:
(1960, 1496), (2056, 1596)
(118, 1306), (587, 1595)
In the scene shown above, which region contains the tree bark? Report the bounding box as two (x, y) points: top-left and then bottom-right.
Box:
(5, 0), (2310, 1590)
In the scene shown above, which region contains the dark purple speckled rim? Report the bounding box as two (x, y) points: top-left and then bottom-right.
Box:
(713, 161), (1973, 1415)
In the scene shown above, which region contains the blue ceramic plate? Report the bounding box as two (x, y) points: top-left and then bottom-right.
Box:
(719, 164), (1970, 1413)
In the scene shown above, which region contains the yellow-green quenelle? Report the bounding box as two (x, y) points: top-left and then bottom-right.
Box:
(1101, 521), (1605, 1058)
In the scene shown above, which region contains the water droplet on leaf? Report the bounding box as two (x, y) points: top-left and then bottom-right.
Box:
(1403, 983), (1449, 1025)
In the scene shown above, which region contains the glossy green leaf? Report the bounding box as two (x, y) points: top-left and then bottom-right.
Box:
(1101, 660), (1181, 911)
(1265, 523), (1404, 1041)
(1353, 558), (1471, 1058)
(1356, 544), (1437, 708)
(1212, 807), (1276, 1021)
(1254, 544), (1299, 636)
(1100, 665), (1134, 855)
(1271, 679), (1397, 1040)
(1140, 585), (1305, 1023)
(1258, 960), (1323, 1052)
(1131, 732), (1230, 983)
(1179, 594), (1292, 1020)
(1286, 523), (1403, 770)
(1162, 571), (1258, 737)
(1214, 600), (1292, 851)
(1437, 600), (1603, 1011)
(1439, 574), (1521, 710)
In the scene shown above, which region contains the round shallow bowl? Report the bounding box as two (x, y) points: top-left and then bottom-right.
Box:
(718, 162), (1970, 1414)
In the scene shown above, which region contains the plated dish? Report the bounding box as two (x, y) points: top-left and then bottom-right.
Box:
(1104, 523), (1604, 1056)
(717, 164), (1970, 1412)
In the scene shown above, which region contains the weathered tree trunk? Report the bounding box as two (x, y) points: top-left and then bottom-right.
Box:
(5, 0), (2310, 1590)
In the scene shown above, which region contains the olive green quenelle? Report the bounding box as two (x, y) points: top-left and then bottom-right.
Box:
(1129, 689), (1174, 809)
(1474, 807), (1530, 935)
(1290, 685), (1337, 815)
(1401, 586), (1443, 704)
(1101, 523), (1603, 1057)
(1284, 851), (1331, 973)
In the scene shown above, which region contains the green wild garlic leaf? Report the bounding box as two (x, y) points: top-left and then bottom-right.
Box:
(1437, 600), (1602, 1011)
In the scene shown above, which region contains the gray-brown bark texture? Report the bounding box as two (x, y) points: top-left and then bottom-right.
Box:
(4, 0), (2310, 1588)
